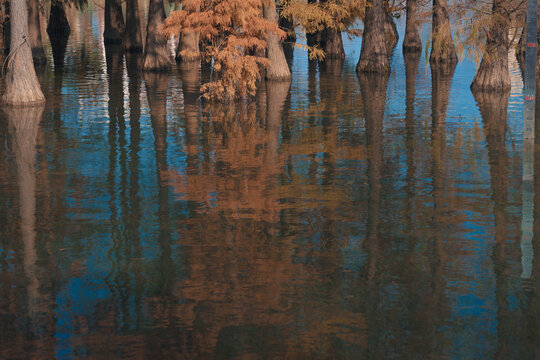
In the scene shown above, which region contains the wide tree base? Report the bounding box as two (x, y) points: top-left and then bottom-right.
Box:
(471, 64), (511, 92)
(3, 90), (45, 107)
(142, 54), (172, 72)
(356, 61), (390, 74)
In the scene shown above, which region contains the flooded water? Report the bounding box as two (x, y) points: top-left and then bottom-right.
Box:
(1, 8), (539, 360)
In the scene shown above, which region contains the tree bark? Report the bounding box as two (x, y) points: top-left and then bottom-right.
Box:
(320, 28), (345, 60)
(143, 0), (171, 71)
(104, 0), (125, 44)
(125, 0), (143, 52)
(430, 0), (457, 65)
(27, 0), (46, 65)
(357, 0), (389, 73)
(471, 0), (511, 91)
(3, 0), (45, 106)
(403, 0), (421, 52)
(176, 31), (200, 62)
(263, 1), (291, 80)
(0, 2), (8, 55)
(47, 0), (70, 37)
(384, 3), (398, 56)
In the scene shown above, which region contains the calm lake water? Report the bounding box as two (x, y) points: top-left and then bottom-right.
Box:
(1, 8), (539, 360)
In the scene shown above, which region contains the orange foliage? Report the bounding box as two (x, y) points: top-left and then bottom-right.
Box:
(162, 0), (286, 101)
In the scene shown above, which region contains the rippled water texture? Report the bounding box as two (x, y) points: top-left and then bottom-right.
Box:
(1, 7), (539, 360)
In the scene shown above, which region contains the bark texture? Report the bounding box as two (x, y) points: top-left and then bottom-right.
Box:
(430, 0), (457, 65)
(176, 31), (200, 62)
(28, 0), (46, 64)
(143, 0), (171, 71)
(104, 0), (125, 44)
(321, 28), (345, 60)
(384, 5), (398, 56)
(3, 0), (45, 106)
(125, 0), (143, 52)
(1, 2), (8, 54)
(403, 0), (421, 52)
(263, 1), (291, 80)
(471, 0), (511, 91)
(47, 0), (70, 37)
(357, 0), (389, 73)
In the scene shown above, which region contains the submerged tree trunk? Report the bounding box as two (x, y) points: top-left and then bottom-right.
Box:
(104, 0), (125, 44)
(3, 0), (45, 105)
(430, 0), (457, 65)
(263, 1), (291, 80)
(471, 0), (511, 91)
(125, 0), (143, 52)
(47, 0), (70, 37)
(403, 0), (421, 52)
(28, 0), (46, 64)
(357, 0), (389, 73)
(143, 0), (171, 71)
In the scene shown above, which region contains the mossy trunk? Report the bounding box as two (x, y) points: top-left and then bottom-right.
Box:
(3, 0), (45, 106)
(403, 0), (421, 52)
(143, 0), (171, 71)
(47, 0), (70, 37)
(125, 0), (143, 52)
(27, 0), (46, 65)
(263, 1), (291, 80)
(471, 0), (511, 91)
(430, 0), (457, 65)
(357, 0), (389, 73)
(104, 0), (125, 44)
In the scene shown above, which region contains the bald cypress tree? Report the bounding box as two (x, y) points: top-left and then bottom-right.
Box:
(3, 0), (45, 106)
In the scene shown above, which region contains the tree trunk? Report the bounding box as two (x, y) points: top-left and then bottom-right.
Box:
(3, 0), (45, 105)
(403, 0), (421, 52)
(176, 30), (200, 62)
(143, 0), (171, 71)
(104, 0), (125, 44)
(0, 2), (8, 55)
(306, 0), (319, 48)
(125, 0), (143, 52)
(384, 3), (398, 56)
(263, 1), (291, 80)
(357, 0), (389, 73)
(320, 28), (344, 60)
(471, 0), (511, 91)
(27, 0), (46, 65)
(430, 0), (457, 65)
(47, 0), (70, 37)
